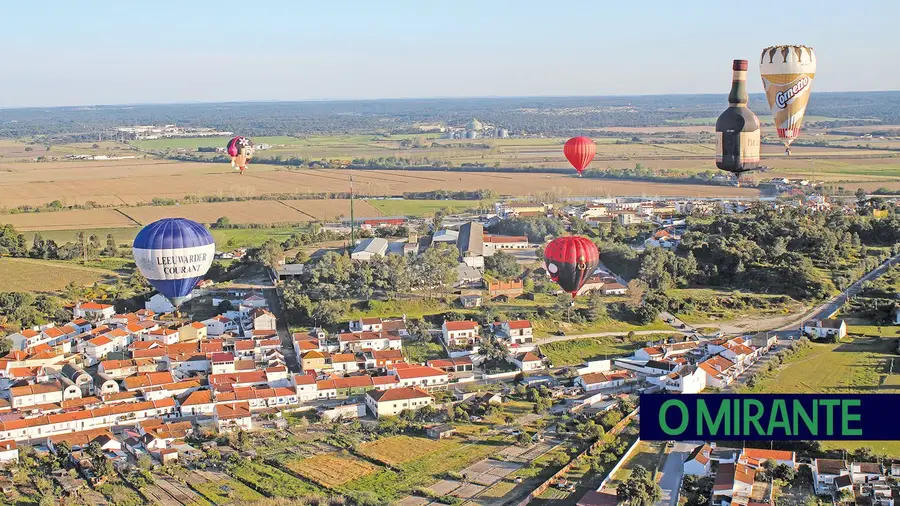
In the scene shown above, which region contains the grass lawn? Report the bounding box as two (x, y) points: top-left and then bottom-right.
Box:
(343, 436), (506, 502)
(0, 257), (115, 292)
(283, 454), (378, 488)
(540, 333), (674, 366)
(531, 316), (673, 338)
(743, 337), (900, 394)
(609, 441), (665, 488)
(485, 400), (536, 425)
(97, 481), (144, 506)
(193, 478), (266, 504)
(364, 199), (488, 217)
(344, 298), (452, 321)
(228, 460), (322, 498)
(821, 440), (900, 459)
(356, 435), (451, 466)
(846, 325), (900, 338)
(403, 339), (446, 363)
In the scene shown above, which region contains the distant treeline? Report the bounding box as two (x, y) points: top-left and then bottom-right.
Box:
(3, 92), (899, 139)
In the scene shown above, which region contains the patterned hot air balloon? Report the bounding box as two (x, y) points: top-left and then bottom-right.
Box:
(760, 45), (816, 155)
(132, 218), (215, 307)
(564, 137), (596, 176)
(543, 236), (600, 298)
(226, 136), (255, 174)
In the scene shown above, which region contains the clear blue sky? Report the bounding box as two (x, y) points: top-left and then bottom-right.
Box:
(3, 0), (898, 107)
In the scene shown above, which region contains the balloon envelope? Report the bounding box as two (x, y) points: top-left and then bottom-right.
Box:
(759, 45), (816, 151)
(132, 218), (215, 307)
(564, 137), (596, 175)
(543, 236), (600, 297)
(226, 136), (254, 169)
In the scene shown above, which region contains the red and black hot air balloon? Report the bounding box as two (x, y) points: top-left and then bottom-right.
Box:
(564, 136), (596, 177)
(543, 236), (600, 298)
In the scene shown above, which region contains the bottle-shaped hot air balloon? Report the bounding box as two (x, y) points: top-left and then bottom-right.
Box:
(760, 45), (816, 155)
(543, 236), (600, 298)
(715, 60), (761, 174)
(226, 136), (255, 175)
(132, 218), (215, 307)
(564, 137), (596, 177)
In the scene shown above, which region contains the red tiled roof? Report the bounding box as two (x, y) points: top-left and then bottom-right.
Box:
(210, 352), (234, 363)
(444, 321), (479, 331)
(394, 366), (447, 380)
(87, 336), (113, 347)
(742, 448), (795, 462)
(79, 302), (112, 310)
(506, 320), (532, 329)
(368, 387), (432, 402)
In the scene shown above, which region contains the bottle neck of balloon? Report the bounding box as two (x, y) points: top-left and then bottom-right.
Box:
(728, 69), (749, 107)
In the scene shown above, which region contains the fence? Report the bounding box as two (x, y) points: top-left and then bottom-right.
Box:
(514, 407), (640, 506)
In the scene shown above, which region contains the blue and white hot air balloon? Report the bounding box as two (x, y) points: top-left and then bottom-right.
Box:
(132, 218), (215, 307)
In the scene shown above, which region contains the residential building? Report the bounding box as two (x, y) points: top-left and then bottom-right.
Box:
(178, 322), (207, 342)
(330, 353), (359, 373)
(802, 319), (847, 340)
(73, 302), (116, 322)
(202, 315), (236, 336)
(365, 387), (433, 418)
(0, 440), (17, 464)
(426, 357), (474, 373)
(660, 365), (706, 394)
(145, 293), (176, 314)
(698, 355), (738, 389)
(10, 380), (78, 409)
(575, 370), (634, 391)
(508, 352), (543, 372)
(684, 444), (712, 475)
(337, 332), (401, 353)
(482, 234), (529, 251)
(214, 402), (252, 431)
(301, 351), (327, 372)
(390, 365), (450, 389)
(812, 459), (849, 495)
(497, 320), (533, 346)
(441, 321), (480, 347)
(251, 309), (277, 332)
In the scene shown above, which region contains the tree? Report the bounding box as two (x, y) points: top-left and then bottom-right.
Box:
(88, 234), (101, 259)
(103, 234), (118, 257)
(626, 279), (646, 308)
(773, 463), (795, 482)
(484, 250), (522, 280)
(617, 465), (662, 506)
(478, 335), (510, 363)
(257, 239), (285, 269)
(30, 233), (46, 259)
(856, 188), (868, 201)
(0, 337), (12, 355)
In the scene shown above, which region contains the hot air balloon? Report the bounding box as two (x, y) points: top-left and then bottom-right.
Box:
(760, 45), (816, 155)
(226, 136), (255, 174)
(564, 137), (596, 176)
(132, 218), (215, 307)
(543, 236), (600, 298)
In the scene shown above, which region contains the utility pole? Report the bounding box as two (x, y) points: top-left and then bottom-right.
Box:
(349, 166), (355, 248)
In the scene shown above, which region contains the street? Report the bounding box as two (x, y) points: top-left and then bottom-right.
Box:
(656, 441), (696, 506)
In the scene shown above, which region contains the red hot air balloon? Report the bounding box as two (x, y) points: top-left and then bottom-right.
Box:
(564, 136), (596, 177)
(543, 236), (600, 298)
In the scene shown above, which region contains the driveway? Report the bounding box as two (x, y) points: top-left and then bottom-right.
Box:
(656, 441), (696, 506)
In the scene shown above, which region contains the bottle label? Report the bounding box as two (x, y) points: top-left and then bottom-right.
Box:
(715, 130), (761, 163)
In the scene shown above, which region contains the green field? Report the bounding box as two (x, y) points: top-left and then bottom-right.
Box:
(403, 339), (446, 364)
(745, 337), (900, 394)
(532, 316), (673, 338)
(228, 461), (321, 498)
(364, 198), (488, 217)
(610, 441), (665, 489)
(0, 257), (115, 292)
(193, 478), (266, 504)
(540, 334), (673, 366)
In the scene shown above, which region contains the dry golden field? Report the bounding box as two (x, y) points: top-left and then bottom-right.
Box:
(1, 209), (137, 230)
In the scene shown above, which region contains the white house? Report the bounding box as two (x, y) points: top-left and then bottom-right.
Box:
(293, 374), (318, 402)
(684, 444), (712, 476)
(575, 370), (634, 392)
(214, 402), (252, 432)
(84, 335), (116, 366)
(508, 352), (543, 372)
(337, 332), (402, 353)
(178, 390), (215, 417)
(441, 321), (480, 347)
(850, 462), (883, 484)
(365, 387), (433, 418)
(812, 459), (849, 495)
(660, 365), (706, 394)
(251, 309), (277, 332)
(203, 315), (237, 337)
(802, 319), (847, 340)
(698, 355), (738, 389)
(390, 366), (449, 389)
(741, 448), (796, 469)
(145, 293), (176, 314)
(330, 353), (360, 373)
(73, 302), (116, 321)
(0, 440), (18, 464)
(498, 320), (533, 347)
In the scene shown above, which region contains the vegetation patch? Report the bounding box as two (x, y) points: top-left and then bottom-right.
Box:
(228, 460), (321, 498)
(356, 435), (451, 466)
(193, 478), (266, 504)
(283, 454), (378, 488)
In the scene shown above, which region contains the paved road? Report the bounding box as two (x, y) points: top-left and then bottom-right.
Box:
(655, 441), (696, 506)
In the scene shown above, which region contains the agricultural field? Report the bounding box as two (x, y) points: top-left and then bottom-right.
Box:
(0, 208), (137, 230)
(192, 478), (266, 505)
(228, 460), (322, 498)
(356, 435), (451, 466)
(539, 333), (674, 366)
(0, 257), (114, 292)
(365, 198), (488, 217)
(283, 454), (378, 487)
(343, 436), (505, 502)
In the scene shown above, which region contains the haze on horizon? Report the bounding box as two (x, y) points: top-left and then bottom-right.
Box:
(4, 0), (899, 108)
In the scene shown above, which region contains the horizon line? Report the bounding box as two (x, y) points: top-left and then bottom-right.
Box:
(2, 89), (899, 111)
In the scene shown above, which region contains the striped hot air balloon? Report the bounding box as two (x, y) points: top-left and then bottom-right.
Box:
(760, 45), (816, 155)
(132, 218), (215, 307)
